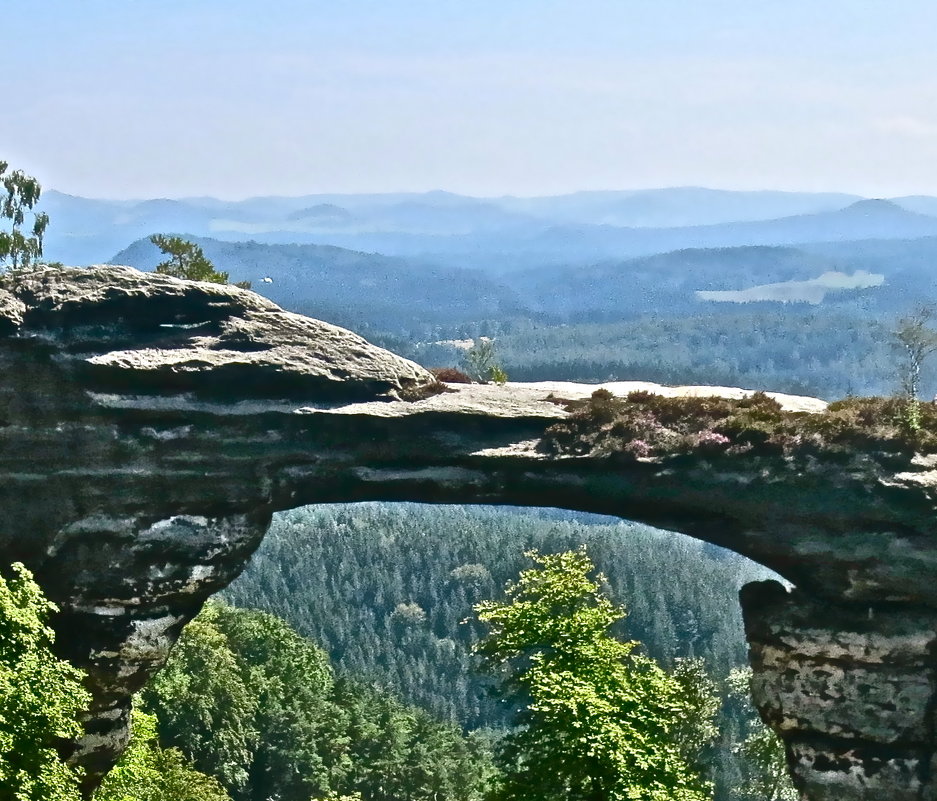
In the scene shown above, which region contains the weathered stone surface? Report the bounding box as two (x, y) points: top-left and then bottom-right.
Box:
(787, 738), (929, 801)
(2, 265), (937, 799)
(0, 288), (24, 334)
(3, 264), (434, 402)
(743, 581), (937, 797)
(51, 512), (271, 795)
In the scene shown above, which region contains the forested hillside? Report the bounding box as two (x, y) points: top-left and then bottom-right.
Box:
(111, 233), (936, 333)
(109, 236), (523, 336)
(225, 504), (775, 726)
(223, 504), (783, 798)
(109, 230), (937, 399)
(141, 602), (496, 801)
(394, 308), (895, 400)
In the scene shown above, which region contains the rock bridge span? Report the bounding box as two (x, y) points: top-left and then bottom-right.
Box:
(2, 265), (937, 800)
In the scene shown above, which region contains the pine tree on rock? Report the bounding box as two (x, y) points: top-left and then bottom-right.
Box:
(149, 234), (251, 288)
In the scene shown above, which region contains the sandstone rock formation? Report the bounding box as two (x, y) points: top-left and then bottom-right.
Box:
(2, 265), (937, 799)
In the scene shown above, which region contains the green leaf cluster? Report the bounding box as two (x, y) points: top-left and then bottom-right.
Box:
(475, 549), (713, 801)
(0, 560), (242, 801)
(224, 503), (777, 797)
(143, 602), (493, 801)
(95, 710), (232, 801)
(0, 162), (50, 270)
(0, 563), (88, 801)
(724, 669), (796, 801)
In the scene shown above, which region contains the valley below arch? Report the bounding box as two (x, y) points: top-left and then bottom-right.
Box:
(222, 500), (779, 742)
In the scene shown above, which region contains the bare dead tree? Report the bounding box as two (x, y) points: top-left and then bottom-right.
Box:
(893, 305), (937, 429)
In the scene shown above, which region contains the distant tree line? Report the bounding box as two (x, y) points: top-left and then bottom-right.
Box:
(395, 308), (906, 400)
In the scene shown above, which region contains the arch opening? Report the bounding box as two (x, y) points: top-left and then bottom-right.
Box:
(221, 501), (786, 800)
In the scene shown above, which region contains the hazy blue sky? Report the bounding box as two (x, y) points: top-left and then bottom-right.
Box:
(6, 1), (937, 198)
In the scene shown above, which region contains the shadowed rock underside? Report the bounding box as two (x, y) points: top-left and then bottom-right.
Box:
(3, 265), (937, 800)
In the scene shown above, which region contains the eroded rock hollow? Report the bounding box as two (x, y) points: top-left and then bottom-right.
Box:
(3, 265), (937, 799)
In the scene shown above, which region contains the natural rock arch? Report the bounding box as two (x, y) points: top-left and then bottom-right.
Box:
(2, 265), (937, 800)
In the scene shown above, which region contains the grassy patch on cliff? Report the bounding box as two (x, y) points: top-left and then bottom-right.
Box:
(540, 390), (937, 459)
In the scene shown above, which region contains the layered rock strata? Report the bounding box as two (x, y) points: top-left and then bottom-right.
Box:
(743, 582), (937, 800)
(2, 265), (937, 800)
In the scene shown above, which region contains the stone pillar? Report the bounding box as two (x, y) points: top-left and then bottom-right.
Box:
(741, 580), (937, 801)
(35, 512), (271, 796)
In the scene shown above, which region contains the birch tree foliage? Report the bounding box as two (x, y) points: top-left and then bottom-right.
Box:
(474, 548), (713, 801)
(0, 162), (50, 270)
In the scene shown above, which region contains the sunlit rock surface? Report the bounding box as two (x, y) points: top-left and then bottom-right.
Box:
(2, 265), (937, 799)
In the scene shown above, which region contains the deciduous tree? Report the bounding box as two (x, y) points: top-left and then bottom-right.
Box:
(892, 305), (937, 430)
(0, 162), (50, 269)
(474, 548), (712, 801)
(94, 710), (232, 801)
(141, 606), (260, 795)
(725, 668), (796, 801)
(0, 563), (88, 801)
(144, 601), (492, 801)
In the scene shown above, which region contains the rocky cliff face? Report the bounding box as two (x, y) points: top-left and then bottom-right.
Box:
(3, 265), (937, 799)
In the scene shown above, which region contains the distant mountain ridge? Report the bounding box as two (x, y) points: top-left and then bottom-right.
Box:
(526, 198), (937, 262)
(43, 187), (937, 271)
(110, 230), (937, 338)
(54, 185), (937, 343)
(109, 236), (524, 334)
